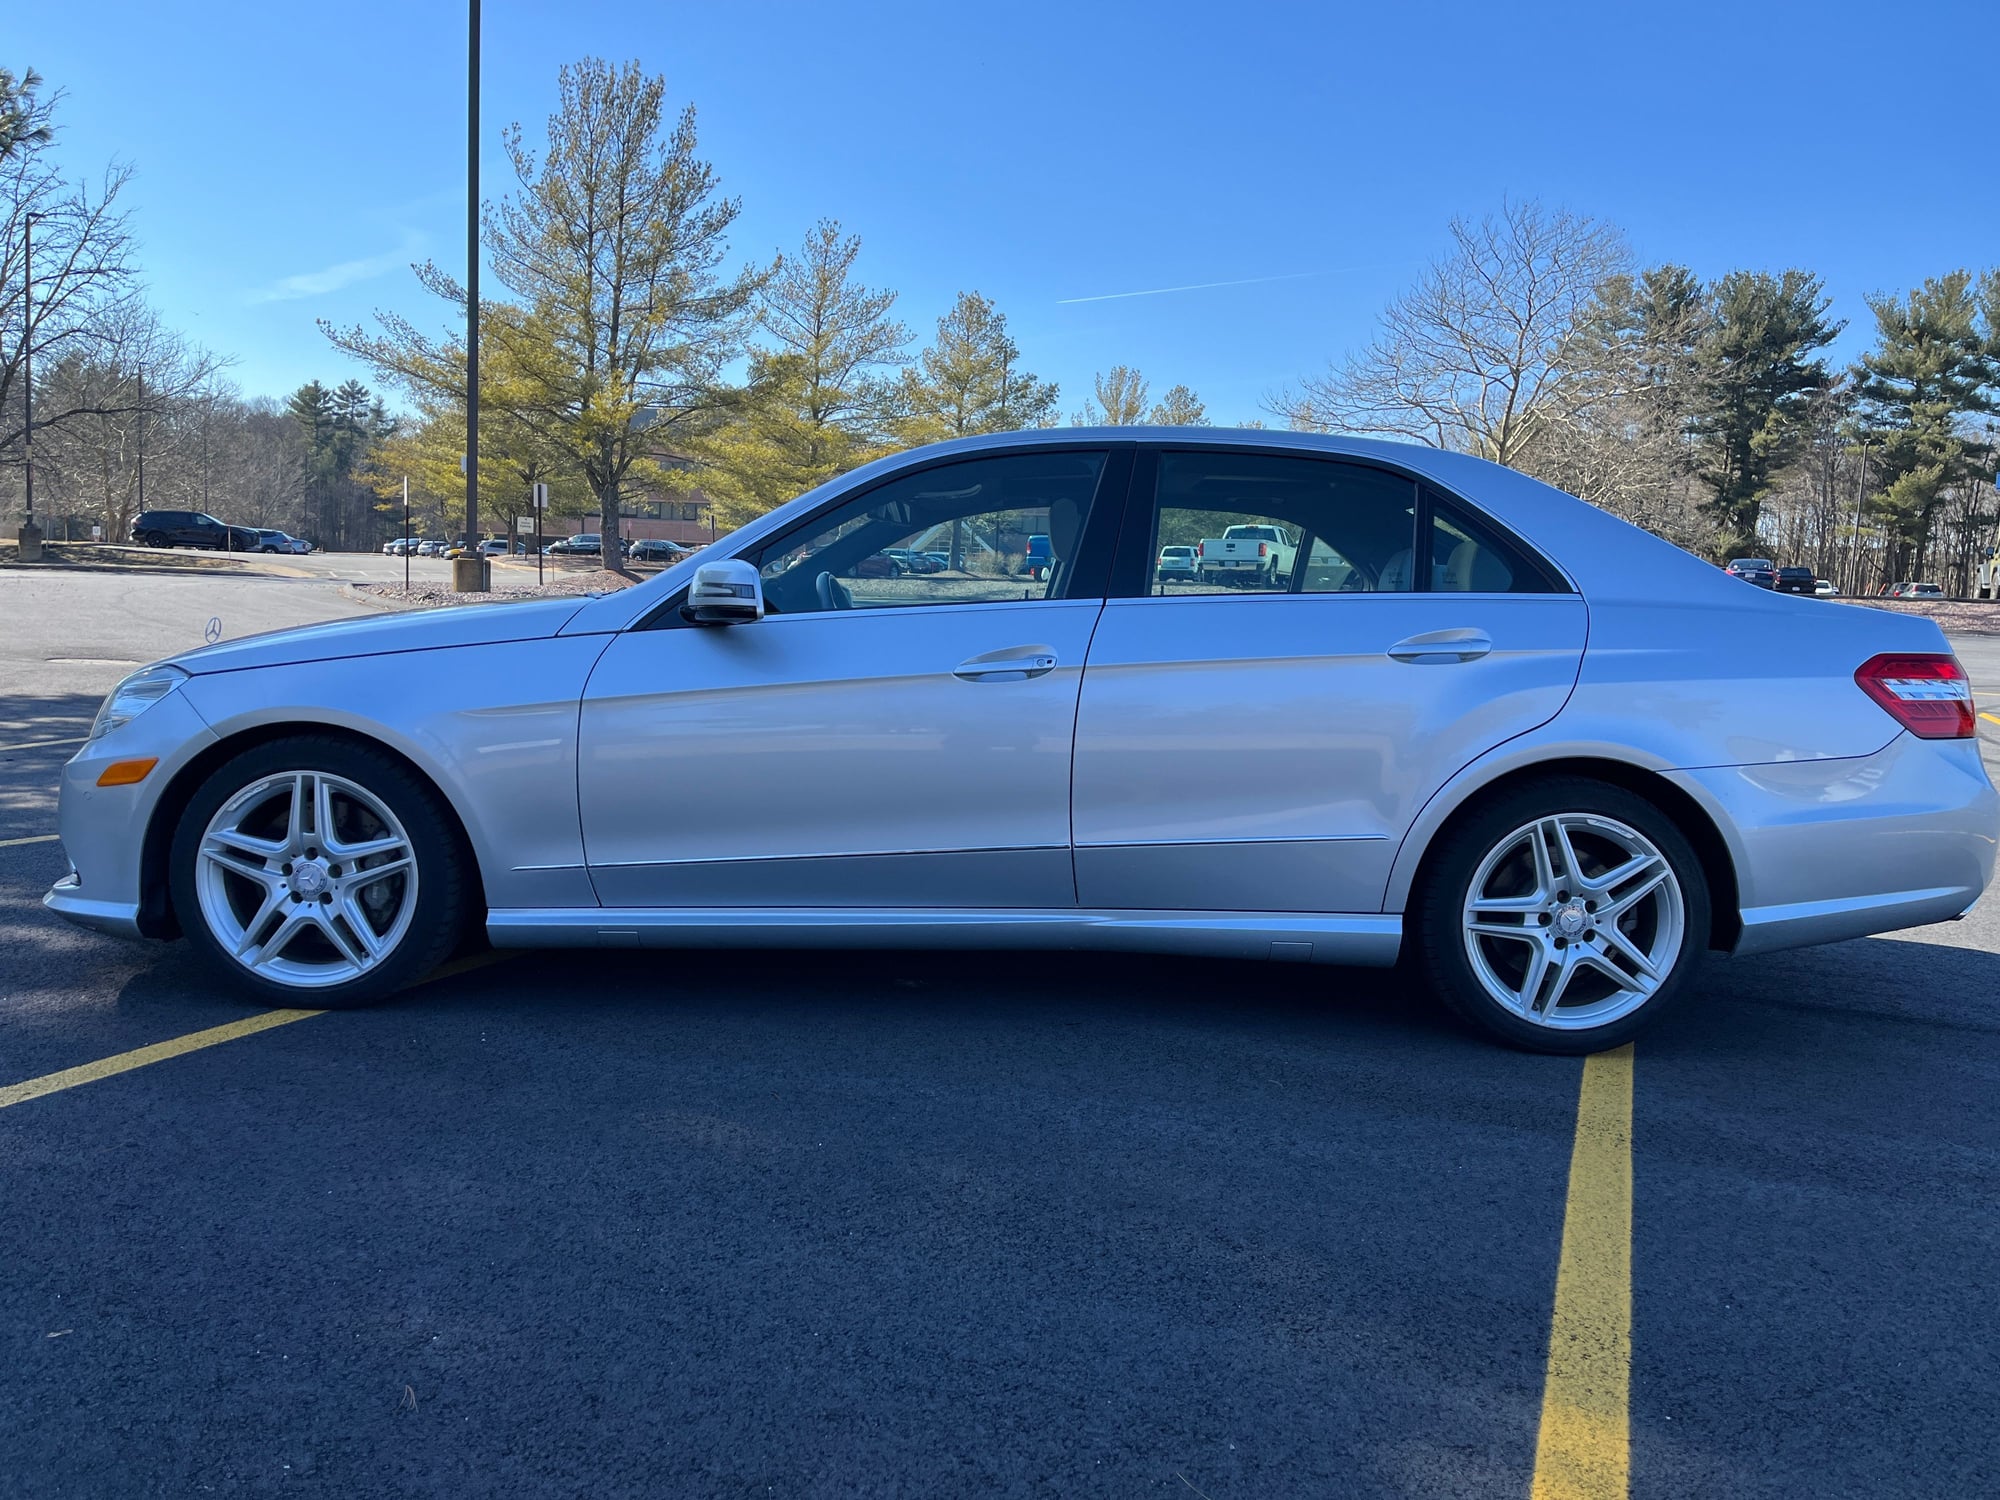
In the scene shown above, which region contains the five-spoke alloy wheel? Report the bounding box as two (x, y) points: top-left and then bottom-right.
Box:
(1415, 777), (1709, 1053)
(170, 737), (468, 1006)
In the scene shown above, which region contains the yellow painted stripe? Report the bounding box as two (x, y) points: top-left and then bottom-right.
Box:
(1979, 712), (2000, 727)
(0, 833), (61, 848)
(1531, 1044), (1634, 1500)
(0, 736), (88, 752)
(0, 1009), (322, 1110)
(0, 950), (517, 1112)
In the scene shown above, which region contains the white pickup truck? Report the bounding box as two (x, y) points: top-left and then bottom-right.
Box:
(1196, 523), (1298, 586)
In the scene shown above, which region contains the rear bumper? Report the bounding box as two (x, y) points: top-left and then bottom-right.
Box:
(1667, 735), (1999, 956)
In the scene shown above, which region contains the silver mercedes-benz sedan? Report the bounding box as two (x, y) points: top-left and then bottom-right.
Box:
(46, 430), (1998, 1053)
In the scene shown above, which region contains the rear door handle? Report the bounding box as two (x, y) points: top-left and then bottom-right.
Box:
(1387, 629), (1493, 664)
(954, 647), (1058, 682)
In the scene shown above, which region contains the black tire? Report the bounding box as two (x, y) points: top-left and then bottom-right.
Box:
(142, 531), (168, 548)
(169, 735), (472, 1009)
(1411, 776), (1710, 1054)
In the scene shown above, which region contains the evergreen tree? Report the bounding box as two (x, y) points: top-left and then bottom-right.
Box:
(1852, 270), (2000, 581)
(895, 292), (1057, 442)
(1691, 270), (1840, 551)
(1148, 384), (1208, 426)
(700, 219), (907, 530)
(1076, 366), (1150, 425)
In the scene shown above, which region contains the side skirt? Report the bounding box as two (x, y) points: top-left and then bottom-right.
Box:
(485, 907), (1404, 967)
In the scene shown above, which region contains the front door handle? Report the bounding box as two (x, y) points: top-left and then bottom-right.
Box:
(954, 647), (1058, 682)
(1387, 628), (1493, 664)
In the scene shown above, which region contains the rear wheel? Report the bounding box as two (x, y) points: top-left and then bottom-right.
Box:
(142, 531), (169, 548)
(1413, 777), (1709, 1054)
(169, 736), (470, 1008)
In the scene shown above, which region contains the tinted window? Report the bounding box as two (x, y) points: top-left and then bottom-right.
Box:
(1146, 452), (1417, 595)
(1425, 493), (1564, 593)
(751, 452), (1108, 615)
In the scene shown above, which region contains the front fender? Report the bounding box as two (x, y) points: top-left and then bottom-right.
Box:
(179, 635), (612, 910)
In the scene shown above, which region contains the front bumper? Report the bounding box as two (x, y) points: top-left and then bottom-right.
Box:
(41, 689), (219, 943)
(1668, 734), (2000, 955)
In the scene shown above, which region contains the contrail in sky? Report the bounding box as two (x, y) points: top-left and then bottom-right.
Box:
(1056, 270), (1332, 305)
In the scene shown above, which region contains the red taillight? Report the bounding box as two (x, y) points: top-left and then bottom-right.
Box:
(1197, 542), (1205, 556)
(1854, 653), (1975, 739)
(1258, 542), (1269, 557)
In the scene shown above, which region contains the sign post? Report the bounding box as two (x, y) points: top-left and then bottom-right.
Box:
(531, 482), (548, 586)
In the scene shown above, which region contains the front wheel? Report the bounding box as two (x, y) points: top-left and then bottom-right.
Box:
(1412, 777), (1709, 1053)
(169, 736), (471, 1008)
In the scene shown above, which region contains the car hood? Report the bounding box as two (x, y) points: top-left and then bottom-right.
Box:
(167, 597), (594, 676)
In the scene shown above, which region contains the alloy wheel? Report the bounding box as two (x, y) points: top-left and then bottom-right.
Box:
(193, 770), (419, 989)
(1459, 812), (1685, 1030)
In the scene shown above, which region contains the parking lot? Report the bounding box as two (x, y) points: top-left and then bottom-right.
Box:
(2, 561), (1997, 1497)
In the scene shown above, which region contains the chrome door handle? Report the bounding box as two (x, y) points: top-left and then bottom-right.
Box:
(954, 649), (1058, 682)
(1387, 629), (1493, 664)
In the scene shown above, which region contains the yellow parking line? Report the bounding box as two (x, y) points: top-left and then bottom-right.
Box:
(0, 833), (61, 848)
(1530, 1044), (1634, 1500)
(0, 950), (517, 1113)
(0, 1009), (323, 1110)
(1979, 712), (2000, 727)
(0, 736), (87, 752)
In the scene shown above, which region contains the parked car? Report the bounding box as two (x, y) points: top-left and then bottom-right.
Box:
(1156, 544), (1199, 584)
(1725, 558), (1778, 588)
(1775, 566), (1816, 595)
(252, 530), (309, 555)
(49, 430), (1997, 1056)
(478, 539), (515, 557)
(922, 551), (951, 570)
(1198, 523), (1298, 586)
(629, 539), (692, 564)
(853, 550), (906, 577)
(130, 510), (260, 552)
(884, 548), (944, 574)
(1021, 533), (1055, 582)
(1884, 581), (1946, 599)
(1814, 579), (1839, 597)
(545, 533), (602, 556)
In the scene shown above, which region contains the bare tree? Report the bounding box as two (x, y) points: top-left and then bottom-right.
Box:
(1275, 200), (1630, 466)
(1, 89), (152, 465)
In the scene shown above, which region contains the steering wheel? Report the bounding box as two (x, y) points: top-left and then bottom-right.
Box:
(814, 571), (853, 611)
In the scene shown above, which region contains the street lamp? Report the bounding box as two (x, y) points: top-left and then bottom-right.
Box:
(455, 0), (487, 592)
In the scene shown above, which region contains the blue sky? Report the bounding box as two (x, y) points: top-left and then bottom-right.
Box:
(11, 0), (1996, 424)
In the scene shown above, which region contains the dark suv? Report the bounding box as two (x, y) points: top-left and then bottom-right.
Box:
(131, 510), (259, 551)
(1775, 565), (1816, 595)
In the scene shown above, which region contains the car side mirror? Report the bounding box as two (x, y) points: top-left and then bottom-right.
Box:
(683, 559), (765, 625)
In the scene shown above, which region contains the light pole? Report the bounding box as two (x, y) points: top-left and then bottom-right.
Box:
(17, 210), (46, 560)
(454, 0), (488, 592)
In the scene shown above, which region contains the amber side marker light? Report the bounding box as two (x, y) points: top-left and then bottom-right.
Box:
(96, 758), (159, 787)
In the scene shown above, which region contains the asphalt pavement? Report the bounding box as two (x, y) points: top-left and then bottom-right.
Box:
(0, 563), (1996, 1497)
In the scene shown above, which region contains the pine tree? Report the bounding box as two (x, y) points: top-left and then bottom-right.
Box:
(894, 292), (1057, 442)
(1852, 270), (2000, 582)
(699, 219), (907, 530)
(1692, 270), (1841, 551)
(1148, 384), (1208, 426)
(1076, 366), (1150, 425)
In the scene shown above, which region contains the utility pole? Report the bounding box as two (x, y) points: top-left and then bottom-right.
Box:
(454, 0), (490, 591)
(403, 475), (411, 591)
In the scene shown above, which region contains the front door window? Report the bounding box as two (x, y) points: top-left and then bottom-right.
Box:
(751, 451), (1108, 614)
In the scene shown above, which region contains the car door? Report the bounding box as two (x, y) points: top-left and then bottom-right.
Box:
(577, 447), (1126, 909)
(1070, 447), (1587, 914)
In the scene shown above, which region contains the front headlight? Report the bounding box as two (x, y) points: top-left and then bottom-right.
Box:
(89, 664), (188, 741)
